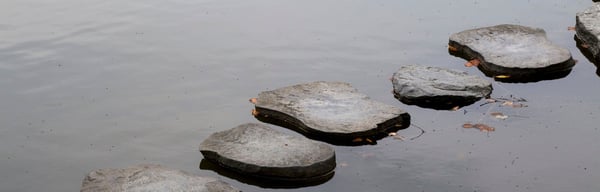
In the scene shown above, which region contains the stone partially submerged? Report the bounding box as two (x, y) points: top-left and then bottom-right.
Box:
(81, 164), (240, 192)
(449, 24), (575, 82)
(200, 123), (336, 182)
(251, 81), (410, 145)
(576, 3), (600, 73)
(391, 65), (492, 110)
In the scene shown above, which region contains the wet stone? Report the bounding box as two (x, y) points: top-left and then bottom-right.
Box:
(199, 123), (336, 182)
(80, 164), (240, 192)
(576, 3), (600, 64)
(252, 81), (410, 145)
(449, 24), (575, 82)
(391, 65), (492, 110)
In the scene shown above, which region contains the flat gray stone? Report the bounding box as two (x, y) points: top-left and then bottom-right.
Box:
(200, 123), (336, 181)
(576, 3), (600, 63)
(391, 65), (492, 110)
(252, 81), (410, 144)
(449, 24), (575, 82)
(81, 164), (240, 192)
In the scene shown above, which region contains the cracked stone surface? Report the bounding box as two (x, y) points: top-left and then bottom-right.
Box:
(81, 164), (240, 192)
(252, 81), (410, 144)
(200, 123), (336, 181)
(449, 24), (575, 82)
(391, 65), (492, 110)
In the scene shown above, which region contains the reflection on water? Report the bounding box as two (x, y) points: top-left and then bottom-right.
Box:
(1, 0), (600, 191)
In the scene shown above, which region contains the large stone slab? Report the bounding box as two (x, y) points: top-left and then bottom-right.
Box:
(81, 164), (240, 192)
(251, 81), (410, 145)
(576, 3), (600, 64)
(449, 24), (575, 82)
(200, 123), (336, 182)
(391, 65), (492, 110)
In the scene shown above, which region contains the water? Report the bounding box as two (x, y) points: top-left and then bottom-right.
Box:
(1, 0), (599, 191)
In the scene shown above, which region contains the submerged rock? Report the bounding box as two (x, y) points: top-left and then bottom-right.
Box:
(251, 81), (410, 145)
(81, 164), (240, 192)
(391, 65), (492, 110)
(449, 24), (575, 82)
(576, 3), (600, 66)
(200, 123), (336, 182)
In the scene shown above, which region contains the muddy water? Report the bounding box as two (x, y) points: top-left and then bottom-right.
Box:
(1, 0), (599, 191)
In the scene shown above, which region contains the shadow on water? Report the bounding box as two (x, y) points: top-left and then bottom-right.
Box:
(199, 159), (335, 189)
(574, 35), (600, 77)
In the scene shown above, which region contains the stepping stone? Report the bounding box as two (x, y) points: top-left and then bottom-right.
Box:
(391, 65), (492, 110)
(449, 24), (575, 82)
(199, 123), (336, 182)
(81, 164), (240, 192)
(576, 3), (600, 64)
(250, 81), (410, 145)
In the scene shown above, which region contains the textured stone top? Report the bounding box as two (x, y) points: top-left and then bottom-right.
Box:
(255, 81), (406, 134)
(81, 164), (240, 192)
(450, 24), (572, 69)
(392, 65), (492, 99)
(256, 81), (406, 133)
(576, 3), (600, 57)
(200, 123), (335, 179)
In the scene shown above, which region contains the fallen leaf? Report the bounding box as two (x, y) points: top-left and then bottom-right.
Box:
(464, 59), (480, 67)
(249, 98), (258, 104)
(251, 109), (259, 116)
(567, 26), (576, 31)
(490, 112), (508, 120)
(462, 123), (474, 128)
(448, 45), (458, 52)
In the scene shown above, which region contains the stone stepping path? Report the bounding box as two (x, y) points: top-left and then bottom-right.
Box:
(81, 164), (240, 192)
(200, 123), (336, 182)
(251, 81), (410, 145)
(391, 65), (492, 110)
(449, 24), (575, 82)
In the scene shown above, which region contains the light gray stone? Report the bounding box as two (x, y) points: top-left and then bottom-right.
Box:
(200, 123), (336, 181)
(80, 164), (240, 192)
(576, 3), (600, 62)
(449, 24), (575, 82)
(391, 65), (492, 110)
(253, 81), (410, 144)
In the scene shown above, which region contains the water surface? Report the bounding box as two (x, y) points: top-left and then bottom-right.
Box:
(1, 0), (599, 191)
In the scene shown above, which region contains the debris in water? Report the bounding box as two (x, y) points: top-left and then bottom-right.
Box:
(490, 112), (508, 120)
(463, 123), (496, 132)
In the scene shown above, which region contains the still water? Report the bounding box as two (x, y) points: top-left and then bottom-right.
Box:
(1, 0), (599, 191)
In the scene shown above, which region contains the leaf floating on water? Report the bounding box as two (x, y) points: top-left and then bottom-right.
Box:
(464, 59), (480, 67)
(451, 106), (460, 111)
(495, 75), (510, 79)
(463, 123), (495, 132)
(490, 112), (508, 120)
(448, 45), (458, 52)
(249, 98), (258, 104)
(502, 101), (527, 108)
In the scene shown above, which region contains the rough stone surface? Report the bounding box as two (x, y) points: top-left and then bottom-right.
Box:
(253, 81), (410, 144)
(81, 164), (240, 192)
(391, 65), (492, 110)
(200, 123), (336, 181)
(449, 24), (575, 82)
(576, 3), (600, 62)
